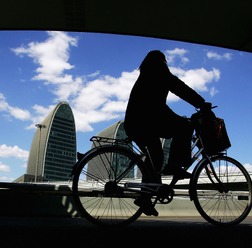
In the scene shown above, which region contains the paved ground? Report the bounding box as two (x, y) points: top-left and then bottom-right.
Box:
(1, 215), (252, 247)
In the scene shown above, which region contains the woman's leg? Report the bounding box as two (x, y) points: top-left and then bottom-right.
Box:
(133, 135), (163, 183)
(158, 111), (194, 172)
(130, 135), (161, 217)
(167, 117), (194, 168)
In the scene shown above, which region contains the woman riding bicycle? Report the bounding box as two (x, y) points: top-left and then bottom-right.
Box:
(124, 50), (208, 216)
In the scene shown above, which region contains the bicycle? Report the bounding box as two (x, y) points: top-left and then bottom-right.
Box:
(71, 106), (252, 228)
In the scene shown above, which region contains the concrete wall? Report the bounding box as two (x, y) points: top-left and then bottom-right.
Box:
(0, 182), (251, 218)
(0, 182), (80, 217)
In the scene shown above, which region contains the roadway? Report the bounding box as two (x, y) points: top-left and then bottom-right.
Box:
(1, 215), (252, 247)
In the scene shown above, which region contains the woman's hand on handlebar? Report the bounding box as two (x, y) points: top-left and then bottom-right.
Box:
(199, 102), (217, 111)
(201, 102), (212, 110)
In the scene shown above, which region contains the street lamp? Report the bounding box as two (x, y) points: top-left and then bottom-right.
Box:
(35, 123), (46, 183)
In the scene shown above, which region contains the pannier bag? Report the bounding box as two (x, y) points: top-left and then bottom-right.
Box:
(191, 110), (231, 155)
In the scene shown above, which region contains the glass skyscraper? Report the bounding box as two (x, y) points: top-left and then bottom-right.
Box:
(25, 101), (76, 182)
(87, 120), (135, 179)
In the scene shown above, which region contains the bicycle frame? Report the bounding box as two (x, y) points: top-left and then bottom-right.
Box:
(76, 131), (216, 199)
(87, 129), (224, 182)
(71, 125), (252, 227)
(72, 108), (231, 200)
(72, 107), (252, 227)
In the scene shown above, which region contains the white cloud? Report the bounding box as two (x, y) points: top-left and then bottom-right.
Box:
(243, 163), (252, 172)
(12, 31), (77, 82)
(0, 162), (10, 172)
(71, 70), (138, 132)
(0, 175), (14, 182)
(169, 67), (220, 96)
(0, 93), (31, 121)
(207, 51), (232, 60)
(164, 48), (189, 65)
(25, 104), (56, 130)
(8, 106), (31, 121)
(10, 32), (221, 133)
(209, 87), (219, 97)
(0, 144), (29, 160)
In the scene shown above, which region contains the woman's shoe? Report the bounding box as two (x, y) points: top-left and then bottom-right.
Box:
(134, 196), (159, 216)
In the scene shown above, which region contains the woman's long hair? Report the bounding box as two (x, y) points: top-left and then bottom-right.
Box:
(139, 50), (167, 72)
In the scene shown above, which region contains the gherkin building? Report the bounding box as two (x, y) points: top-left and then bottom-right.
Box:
(26, 101), (76, 182)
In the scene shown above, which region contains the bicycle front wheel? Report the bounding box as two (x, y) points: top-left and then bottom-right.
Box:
(191, 155), (252, 226)
(72, 145), (144, 227)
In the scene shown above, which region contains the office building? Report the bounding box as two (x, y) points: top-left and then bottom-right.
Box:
(16, 101), (76, 182)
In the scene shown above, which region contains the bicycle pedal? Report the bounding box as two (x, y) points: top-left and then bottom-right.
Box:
(157, 184), (174, 204)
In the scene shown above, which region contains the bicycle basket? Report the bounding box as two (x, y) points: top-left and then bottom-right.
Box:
(192, 111), (231, 155)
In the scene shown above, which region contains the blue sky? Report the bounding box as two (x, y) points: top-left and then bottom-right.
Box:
(0, 30), (252, 182)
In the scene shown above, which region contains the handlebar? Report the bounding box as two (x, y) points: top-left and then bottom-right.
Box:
(197, 102), (217, 112)
(191, 101), (219, 132)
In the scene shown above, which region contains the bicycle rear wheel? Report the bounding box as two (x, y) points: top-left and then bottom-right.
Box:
(72, 145), (144, 227)
(191, 155), (252, 226)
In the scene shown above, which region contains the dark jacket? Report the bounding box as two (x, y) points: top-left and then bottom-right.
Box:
(124, 62), (205, 136)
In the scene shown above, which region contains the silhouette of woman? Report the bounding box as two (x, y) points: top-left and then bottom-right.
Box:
(124, 50), (206, 216)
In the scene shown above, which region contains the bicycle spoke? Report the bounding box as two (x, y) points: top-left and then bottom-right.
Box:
(192, 155), (252, 226)
(72, 145), (144, 227)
